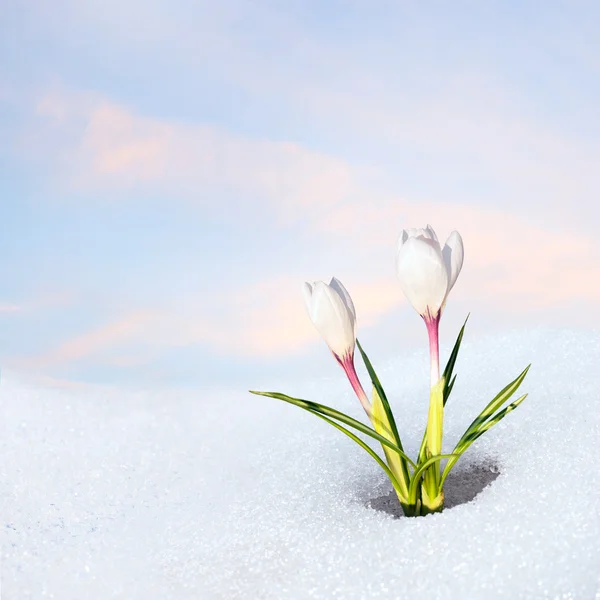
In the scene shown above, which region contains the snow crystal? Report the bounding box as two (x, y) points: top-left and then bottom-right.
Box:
(1, 328), (600, 599)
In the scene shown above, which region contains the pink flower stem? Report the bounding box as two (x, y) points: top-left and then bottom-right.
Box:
(335, 352), (371, 416)
(424, 312), (441, 387)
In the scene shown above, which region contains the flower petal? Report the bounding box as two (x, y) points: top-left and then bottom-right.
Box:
(442, 231), (464, 293)
(396, 236), (449, 317)
(302, 281), (314, 313)
(396, 229), (410, 254)
(329, 276), (356, 321)
(424, 224), (439, 243)
(397, 225), (440, 255)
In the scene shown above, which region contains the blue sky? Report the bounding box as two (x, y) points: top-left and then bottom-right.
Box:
(2, 1), (600, 389)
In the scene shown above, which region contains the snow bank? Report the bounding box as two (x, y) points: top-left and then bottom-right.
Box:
(1, 328), (599, 599)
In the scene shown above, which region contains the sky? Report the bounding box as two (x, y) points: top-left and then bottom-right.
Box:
(2, 0), (600, 389)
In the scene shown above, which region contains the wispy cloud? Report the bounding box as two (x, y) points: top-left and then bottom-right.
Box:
(0, 304), (22, 313)
(22, 75), (600, 237)
(21, 311), (158, 369)
(26, 86), (368, 225)
(14, 274), (404, 371)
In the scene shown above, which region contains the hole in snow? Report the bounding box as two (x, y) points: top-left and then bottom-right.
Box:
(366, 461), (500, 518)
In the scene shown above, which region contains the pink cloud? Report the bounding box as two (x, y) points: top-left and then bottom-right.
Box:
(28, 86), (365, 224)
(84, 105), (167, 179)
(16, 274), (404, 370)
(22, 311), (158, 369)
(0, 304), (22, 313)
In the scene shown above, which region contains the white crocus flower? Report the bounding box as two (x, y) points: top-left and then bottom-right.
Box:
(396, 225), (464, 387)
(302, 277), (357, 361)
(303, 277), (370, 414)
(396, 225), (464, 321)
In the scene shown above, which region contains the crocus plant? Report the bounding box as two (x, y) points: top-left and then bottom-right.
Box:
(250, 225), (530, 517)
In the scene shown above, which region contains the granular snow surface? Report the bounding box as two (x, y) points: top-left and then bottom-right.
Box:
(1, 328), (600, 599)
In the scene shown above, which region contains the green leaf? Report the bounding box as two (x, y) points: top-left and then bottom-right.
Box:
(446, 374), (457, 400)
(426, 377), (445, 457)
(458, 393), (529, 449)
(407, 453), (459, 504)
(442, 314), (469, 406)
(458, 364), (530, 444)
(417, 432), (428, 465)
(423, 377), (446, 498)
(249, 390), (417, 469)
(441, 392), (529, 488)
(371, 386), (410, 499)
(356, 338), (411, 489)
(355, 339), (403, 449)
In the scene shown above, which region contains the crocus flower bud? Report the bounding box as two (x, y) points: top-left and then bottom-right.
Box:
(303, 277), (370, 415)
(302, 277), (357, 361)
(395, 225), (464, 321)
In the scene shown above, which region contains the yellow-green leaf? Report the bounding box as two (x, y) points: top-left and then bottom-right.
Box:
(426, 377), (445, 457)
(371, 386), (409, 500)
